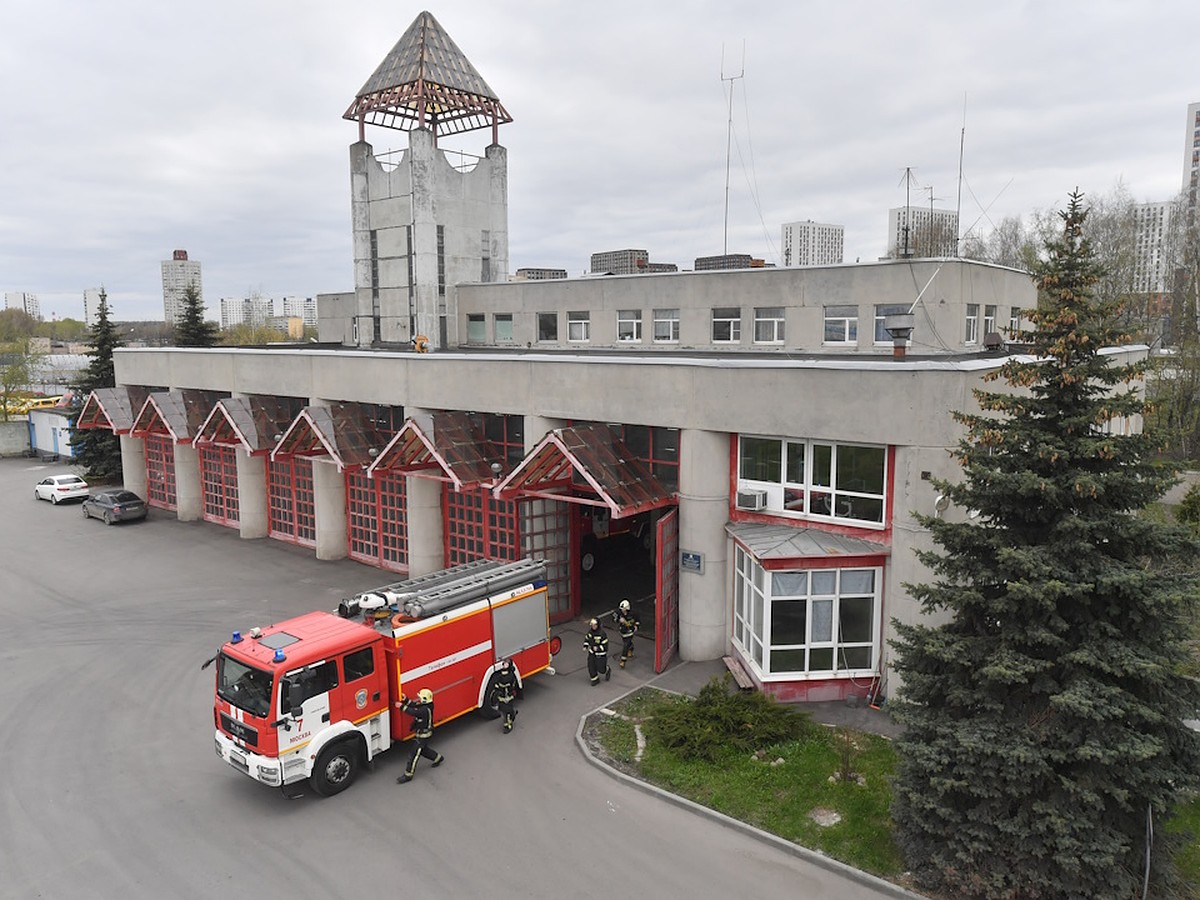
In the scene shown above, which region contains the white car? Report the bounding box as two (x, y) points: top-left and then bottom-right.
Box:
(35, 473), (90, 504)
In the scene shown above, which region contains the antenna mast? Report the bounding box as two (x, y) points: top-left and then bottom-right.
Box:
(955, 93), (966, 257)
(721, 43), (745, 257)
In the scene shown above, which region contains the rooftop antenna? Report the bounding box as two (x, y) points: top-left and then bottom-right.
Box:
(955, 93), (966, 257)
(899, 167), (918, 257)
(925, 185), (941, 256)
(721, 42), (745, 257)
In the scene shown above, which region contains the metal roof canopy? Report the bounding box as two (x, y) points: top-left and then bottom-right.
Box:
(131, 389), (225, 442)
(194, 396), (302, 454)
(725, 522), (890, 568)
(271, 403), (392, 470)
(75, 385), (153, 434)
(343, 10), (512, 143)
(494, 423), (675, 518)
(366, 411), (505, 489)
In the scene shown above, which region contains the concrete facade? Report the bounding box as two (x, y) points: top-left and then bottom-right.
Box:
(350, 131), (509, 349)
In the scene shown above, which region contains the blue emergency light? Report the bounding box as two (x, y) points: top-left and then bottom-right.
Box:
(231, 631), (243, 643)
(273, 649), (287, 663)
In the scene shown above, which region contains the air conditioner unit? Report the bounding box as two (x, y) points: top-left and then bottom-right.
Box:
(736, 488), (768, 511)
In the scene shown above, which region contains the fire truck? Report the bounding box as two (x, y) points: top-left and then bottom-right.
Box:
(211, 558), (560, 796)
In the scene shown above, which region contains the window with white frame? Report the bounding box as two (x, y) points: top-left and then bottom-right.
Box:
(712, 307), (741, 343)
(823, 305), (857, 344)
(1009, 306), (1022, 334)
(617, 309), (642, 342)
(965, 303), (979, 344)
(754, 307), (786, 343)
(873, 304), (909, 343)
(567, 310), (590, 342)
(732, 546), (880, 677)
(737, 435), (886, 526)
(653, 308), (680, 342)
(466, 314), (486, 344)
(983, 304), (997, 337)
(494, 313), (513, 343)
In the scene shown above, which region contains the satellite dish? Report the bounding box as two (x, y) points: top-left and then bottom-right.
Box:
(934, 494), (950, 516)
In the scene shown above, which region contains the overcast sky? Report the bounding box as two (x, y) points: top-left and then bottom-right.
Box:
(2, 1), (1197, 323)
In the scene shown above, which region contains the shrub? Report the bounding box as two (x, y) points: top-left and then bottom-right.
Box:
(642, 674), (815, 763)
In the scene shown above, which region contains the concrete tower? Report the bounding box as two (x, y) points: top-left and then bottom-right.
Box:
(343, 12), (512, 350)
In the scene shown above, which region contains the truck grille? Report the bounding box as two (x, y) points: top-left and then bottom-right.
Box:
(220, 713), (259, 747)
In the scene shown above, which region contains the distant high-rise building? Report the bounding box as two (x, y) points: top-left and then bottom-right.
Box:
(514, 267), (568, 281)
(1184, 100), (1200, 228)
(589, 249), (677, 275)
(887, 207), (959, 259)
(161, 249), (203, 325)
(4, 291), (41, 320)
(83, 288), (104, 327)
(220, 296), (274, 330)
(781, 221), (844, 266)
(1133, 201), (1173, 295)
(281, 296), (318, 328)
(694, 254), (769, 271)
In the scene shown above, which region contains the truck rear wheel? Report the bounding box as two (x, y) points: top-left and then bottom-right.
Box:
(311, 740), (359, 796)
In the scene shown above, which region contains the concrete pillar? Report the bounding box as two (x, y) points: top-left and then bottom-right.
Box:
(523, 415), (568, 450)
(174, 442), (202, 522)
(312, 457), (348, 561)
(404, 407), (443, 576)
(119, 434), (146, 497)
(676, 428), (732, 662)
(237, 449), (268, 539)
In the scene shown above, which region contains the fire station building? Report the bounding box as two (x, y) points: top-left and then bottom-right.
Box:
(75, 13), (1140, 702)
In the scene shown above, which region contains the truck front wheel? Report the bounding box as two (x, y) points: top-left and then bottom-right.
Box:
(311, 740), (359, 797)
(479, 674), (501, 720)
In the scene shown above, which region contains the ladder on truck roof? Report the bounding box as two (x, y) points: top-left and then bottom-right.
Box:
(354, 558), (546, 621)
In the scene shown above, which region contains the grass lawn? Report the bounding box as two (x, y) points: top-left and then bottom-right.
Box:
(596, 687), (905, 880)
(598, 684), (1200, 894)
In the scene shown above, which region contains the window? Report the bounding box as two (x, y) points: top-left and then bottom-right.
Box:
(494, 313), (513, 343)
(280, 660), (339, 714)
(537, 312), (558, 342)
(567, 310), (590, 342)
(823, 306), (857, 344)
(873, 304), (909, 343)
(983, 305), (997, 337)
(965, 304), (979, 344)
(466, 314), (485, 344)
(618, 309), (642, 342)
(1009, 306), (1022, 334)
(737, 435), (887, 526)
(653, 308), (680, 342)
(732, 547), (880, 677)
(343, 647), (375, 682)
(754, 307), (786, 343)
(712, 307), (742, 343)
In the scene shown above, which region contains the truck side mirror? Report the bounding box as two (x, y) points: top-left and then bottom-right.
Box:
(287, 682), (305, 714)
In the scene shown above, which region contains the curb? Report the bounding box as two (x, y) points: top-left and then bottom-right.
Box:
(574, 694), (926, 900)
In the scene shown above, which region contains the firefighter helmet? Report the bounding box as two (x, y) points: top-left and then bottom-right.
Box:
(618, 599), (631, 613)
(418, 688), (433, 703)
(589, 618), (599, 630)
(500, 657), (512, 670)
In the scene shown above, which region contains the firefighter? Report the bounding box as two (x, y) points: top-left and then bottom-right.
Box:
(396, 688), (443, 784)
(584, 617), (610, 685)
(613, 598), (640, 668)
(493, 658), (519, 734)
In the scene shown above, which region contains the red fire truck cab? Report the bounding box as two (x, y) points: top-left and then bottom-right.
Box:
(212, 558), (558, 796)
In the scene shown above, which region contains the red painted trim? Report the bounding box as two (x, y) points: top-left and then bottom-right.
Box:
(759, 553), (886, 571)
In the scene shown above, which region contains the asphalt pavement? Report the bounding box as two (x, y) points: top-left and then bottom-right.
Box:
(0, 455), (913, 900)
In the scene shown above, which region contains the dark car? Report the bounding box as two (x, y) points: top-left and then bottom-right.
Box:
(81, 490), (148, 525)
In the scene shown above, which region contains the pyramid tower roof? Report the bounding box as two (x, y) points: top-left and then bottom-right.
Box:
(344, 11), (512, 140)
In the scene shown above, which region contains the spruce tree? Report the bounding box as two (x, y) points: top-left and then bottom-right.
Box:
(891, 192), (1200, 899)
(69, 288), (124, 479)
(174, 282), (218, 347)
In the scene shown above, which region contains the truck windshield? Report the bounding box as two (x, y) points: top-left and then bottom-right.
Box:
(216, 654), (273, 718)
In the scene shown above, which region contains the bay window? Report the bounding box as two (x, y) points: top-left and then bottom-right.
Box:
(732, 546), (880, 677)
